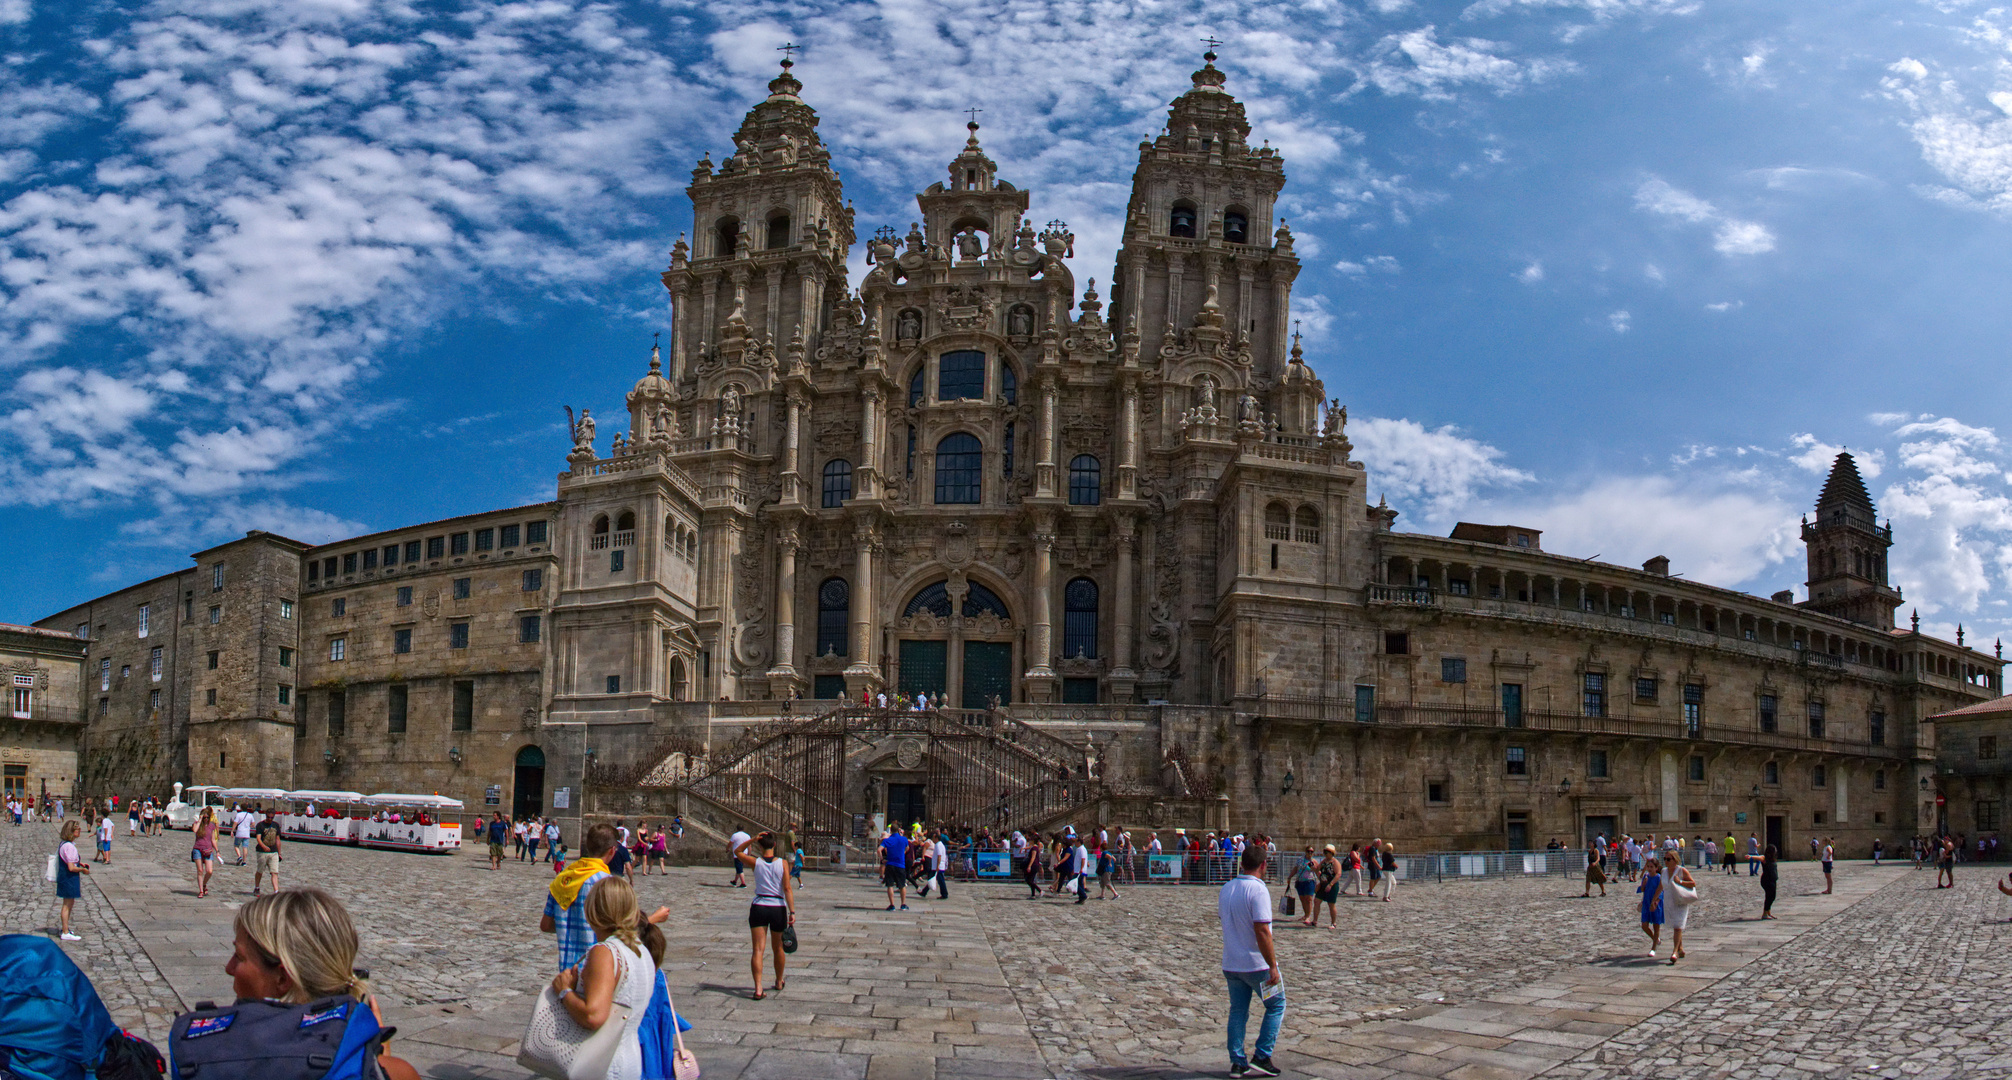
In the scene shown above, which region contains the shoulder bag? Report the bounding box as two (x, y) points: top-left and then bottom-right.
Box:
(44, 853), (58, 882)
(1669, 874), (1699, 907)
(517, 944), (637, 1080)
(661, 982), (701, 1080)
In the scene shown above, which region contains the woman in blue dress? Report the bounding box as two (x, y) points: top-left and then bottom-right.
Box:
(1637, 858), (1665, 958)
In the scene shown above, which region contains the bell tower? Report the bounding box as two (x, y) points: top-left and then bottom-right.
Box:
(1110, 47), (1298, 380)
(1800, 451), (1903, 629)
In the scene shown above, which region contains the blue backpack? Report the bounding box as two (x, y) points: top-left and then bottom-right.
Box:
(168, 996), (387, 1080)
(0, 935), (162, 1080)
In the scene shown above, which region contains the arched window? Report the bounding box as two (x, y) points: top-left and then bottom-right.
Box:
(935, 432), (982, 504)
(1294, 506), (1320, 544)
(1000, 360), (1017, 406)
(668, 659), (688, 701)
(821, 459), (853, 508)
(938, 350), (985, 400)
(616, 510), (635, 533)
(1263, 502), (1290, 540)
(1068, 455), (1102, 505)
(1063, 578), (1098, 659)
(1170, 203), (1197, 238)
(904, 580), (1011, 619)
(592, 514), (610, 535)
(909, 365), (926, 408)
(905, 582), (952, 618)
(715, 216), (739, 258)
(766, 213), (791, 250)
(963, 582), (1009, 618)
(1224, 209), (1249, 244)
(816, 577), (849, 656)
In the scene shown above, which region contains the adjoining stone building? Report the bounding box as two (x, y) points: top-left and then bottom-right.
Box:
(1928, 694), (2012, 845)
(0, 622), (87, 807)
(33, 54), (2006, 855)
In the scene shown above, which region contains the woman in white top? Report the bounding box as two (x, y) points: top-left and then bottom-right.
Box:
(734, 832), (797, 999)
(1662, 850), (1697, 964)
(551, 876), (652, 1080)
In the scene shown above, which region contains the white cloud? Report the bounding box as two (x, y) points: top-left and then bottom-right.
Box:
(1643, 262), (1663, 282)
(1336, 254), (1401, 276)
(0, 0), (26, 24)
(1889, 57), (1928, 81)
(1608, 309), (1631, 332)
(1878, 417), (2012, 629)
(1484, 475), (1802, 587)
(1633, 176), (1776, 255)
(1516, 260), (1544, 283)
(1353, 416), (1534, 522)
(1362, 26), (1573, 101)
(1704, 300), (1742, 312)
(1789, 433), (1883, 479)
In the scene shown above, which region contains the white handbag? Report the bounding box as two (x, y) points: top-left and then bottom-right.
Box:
(44, 854), (58, 883)
(518, 946), (637, 1080)
(1669, 877), (1699, 907)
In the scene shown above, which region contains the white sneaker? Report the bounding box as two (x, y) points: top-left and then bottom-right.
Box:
(60, 932), (82, 941)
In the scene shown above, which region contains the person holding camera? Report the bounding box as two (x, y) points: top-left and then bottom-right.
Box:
(733, 832), (796, 1000)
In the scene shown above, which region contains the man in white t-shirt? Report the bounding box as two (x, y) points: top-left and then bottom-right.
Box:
(232, 807), (255, 865)
(96, 814), (115, 865)
(729, 828), (752, 887)
(929, 833), (951, 900)
(1148, 833), (1163, 855)
(1219, 846), (1283, 1076)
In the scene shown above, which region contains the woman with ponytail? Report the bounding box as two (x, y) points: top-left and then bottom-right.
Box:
(550, 876), (651, 1078)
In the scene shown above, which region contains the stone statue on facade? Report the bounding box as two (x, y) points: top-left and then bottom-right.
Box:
(720, 384), (740, 420)
(904, 222), (926, 256)
(1008, 306), (1033, 337)
(956, 229), (984, 262)
(898, 308), (922, 341)
(567, 406), (595, 452)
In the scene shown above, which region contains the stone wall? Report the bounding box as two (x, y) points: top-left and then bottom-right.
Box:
(0, 624), (88, 805)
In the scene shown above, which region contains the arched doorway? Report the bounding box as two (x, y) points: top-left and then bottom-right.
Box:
(895, 580), (1014, 709)
(513, 745), (545, 820)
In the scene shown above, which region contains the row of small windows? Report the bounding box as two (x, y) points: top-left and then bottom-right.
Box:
(309, 521), (547, 582)
(1167, 202), (1250, 244)
(825, 440), (1099, 507)
(322, 680), (476, 738)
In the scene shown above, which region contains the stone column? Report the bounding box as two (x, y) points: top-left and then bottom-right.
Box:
(766, 527), (801, 695)
(845, 519), (879, 691)
(1117, 378), (1140, 500)
(1035, 377), (1058, 497)
(1025, 517), (1058, 701)
(1110, 516), (1139, 701)
(781, 391), (804, 505)
(857, 386), (882, 499)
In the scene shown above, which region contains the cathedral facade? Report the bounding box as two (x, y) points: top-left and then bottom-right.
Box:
(32, 56), (2006, 854)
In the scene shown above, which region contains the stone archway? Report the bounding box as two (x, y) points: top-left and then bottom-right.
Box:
(892, 575), (1016, 708)
(513, 745), (545, 820)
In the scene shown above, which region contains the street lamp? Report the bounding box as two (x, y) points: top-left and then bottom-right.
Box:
(1750, 784), (1760, 799)
(448, 746), (463, 765)
(1557, 777), (1571, 797)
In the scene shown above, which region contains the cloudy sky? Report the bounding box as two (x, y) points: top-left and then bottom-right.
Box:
(2, 0), (2008, 649)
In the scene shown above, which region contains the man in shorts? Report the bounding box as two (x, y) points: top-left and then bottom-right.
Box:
(232, 804), (255, 865)
(486, 811), (508, 870)
(729, 827), (751, 887)
(880, 826), (910, 911)
(252, 811), (282, 895)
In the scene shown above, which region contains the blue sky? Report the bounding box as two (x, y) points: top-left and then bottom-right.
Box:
(2, 0), (2009, 649)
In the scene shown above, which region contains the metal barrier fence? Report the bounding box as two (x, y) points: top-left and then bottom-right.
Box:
(825, 846), (1591, 885)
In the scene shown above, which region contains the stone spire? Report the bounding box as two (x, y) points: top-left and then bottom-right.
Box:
(1815, 451), (1877, 530)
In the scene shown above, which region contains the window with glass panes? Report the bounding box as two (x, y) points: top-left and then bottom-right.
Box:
(937, 350), (985, 400)
(934, 433), (982, 504)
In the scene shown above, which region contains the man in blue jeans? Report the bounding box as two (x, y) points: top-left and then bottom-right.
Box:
(1219, 845), (1283, 1076)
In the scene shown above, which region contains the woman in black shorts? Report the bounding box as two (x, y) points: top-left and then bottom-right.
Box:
(734, 832), (796, 999)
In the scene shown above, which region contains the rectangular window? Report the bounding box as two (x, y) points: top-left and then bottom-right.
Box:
(426, 536), (445, 559)
(1354, 684), (1375, 723)
(475, 528), (495, 551)
(343, 553), (357, 574)
(1440, 657), (1466, 684)
(327, 689), (344, 736)
(1582, 673), (1606, 718)
(1659, 612), (1676, 626)
(1505, 746), (1527, 776)
(1812, 764), (1827, 788)
(450, 623), (469, 649)
(1765, 761), (1779, 785)
(501, 524), (521, 548)
(383, 544), (399, 565)
(606, 675), (621, 694)
(1874, 769), (1886, 791)
(76, 623), (89, 639)
(393, 628), (411, 654)
(522, 569), (543, 592)
(452, 680), (474, 731)
(1759, 694), (1777, 734)
(1062, 677), (1098, 704)
(526, 520), (548, 545)
(308, 561), (320, 581)
(453, 577), (471, 600)
(283, 598), (297, 619)
(1426, 781), (1448, 804)
(11, 678), (31, 720)
(329, 638), (345, 662)
(137, 604), (150, 638)
(278, 684), (292, 706)
(212, 563), (225, 591)
(207, 605), (221, 626)
(1682, 684), (1703, 738)
(98, 697), (108, 718)
(207, 651), (219, 670)
(150, 646), (163, 681)
(205, 688), (216, 706)
(1501, 683), (1523, 728)
(611, 550), (625, 572)
(1448, 579), (1471, 596)
(362, 548), (377, 570)
(278, 647), (293, 668)
(120, 666), (129, 679)
(184, 597), (194, 621)
(388, 684), (408, 733)
(332, 598), (346, 617)
(1979, 800), (2002, 832)
(404, 540), (422, 563)
(1384, 632), (1408, 655)
(1588, 749), (1609, 778)
(1870, 711), (1885, 747)
(1688, 808), (1704, 825)
(396, 586), (412, 607)
(322, 556), (338, 579)
(1982, 735), (1999, 760)
(1688, 755), (1705, 782)
(519, 615), (541, 643)
(1808, 701), (1825, 739)
(450, 532), (470, 556)
(1635, 677), (1658, 702)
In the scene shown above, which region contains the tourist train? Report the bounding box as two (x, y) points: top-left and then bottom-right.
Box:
(163, 782), (463, 852)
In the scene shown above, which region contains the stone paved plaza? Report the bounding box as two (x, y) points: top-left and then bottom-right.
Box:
(5, 820), (2009, 1079)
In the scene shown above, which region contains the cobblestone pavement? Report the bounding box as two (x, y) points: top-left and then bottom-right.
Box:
(1547, 864), (2012, 1080)
(13, 823), (2005, 1080)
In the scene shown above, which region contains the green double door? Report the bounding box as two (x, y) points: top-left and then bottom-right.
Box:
(897, 639), (1012, 709)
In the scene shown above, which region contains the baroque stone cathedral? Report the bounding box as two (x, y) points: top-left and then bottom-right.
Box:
(37, 52), (2002, 853)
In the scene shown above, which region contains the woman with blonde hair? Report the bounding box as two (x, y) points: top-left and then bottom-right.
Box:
(549, 876), (651, 1077)
(54, 819), (90, 940)
(213, 888), (420, 1080)
(191, 806), (220, 898)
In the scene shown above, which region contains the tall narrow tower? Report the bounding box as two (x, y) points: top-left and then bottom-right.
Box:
(1109, 48), (1298, 380)
(1800, 451), (1903, 629)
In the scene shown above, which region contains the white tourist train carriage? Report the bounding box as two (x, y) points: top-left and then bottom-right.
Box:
(216, 786), (290, 813)
(354, 793), (463, 853)
(281, 789), (366, 844)
(164, 783), (225, 830)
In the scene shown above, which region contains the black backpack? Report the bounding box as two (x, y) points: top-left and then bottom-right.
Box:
(168, 997), (389, 1080)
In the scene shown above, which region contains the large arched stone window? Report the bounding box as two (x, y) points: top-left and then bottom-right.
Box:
(904, 580), (1011, 619)
(816, 577), (849, 656)
(821, 459), (853, 508)
(1063, 577), (1098, 659)
(938, 350), (986, 401)
(934, 433), (982, 504)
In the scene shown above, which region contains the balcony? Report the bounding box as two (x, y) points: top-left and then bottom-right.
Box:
(1367, 583), (1435, 606)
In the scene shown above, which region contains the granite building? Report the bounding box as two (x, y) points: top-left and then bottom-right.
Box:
(33, 54), (2006, 852)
